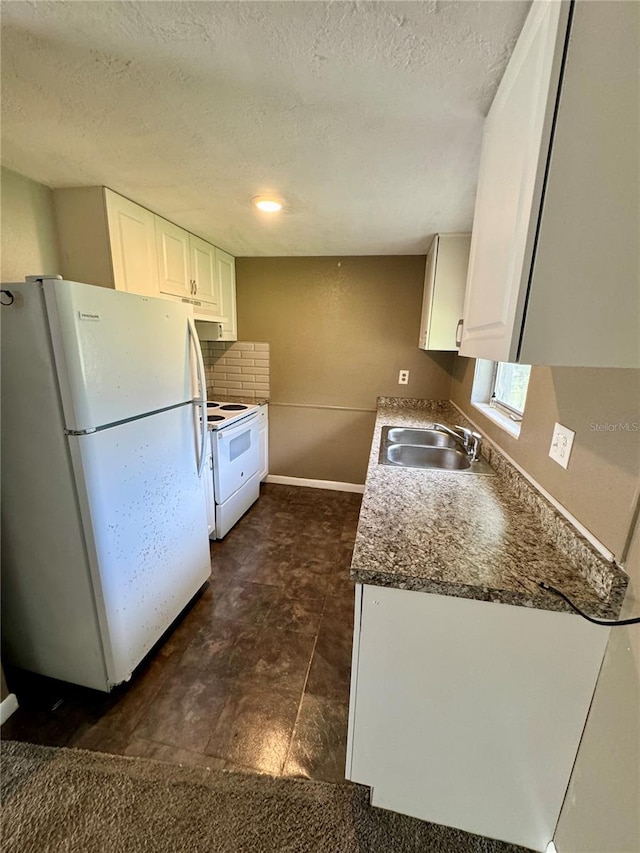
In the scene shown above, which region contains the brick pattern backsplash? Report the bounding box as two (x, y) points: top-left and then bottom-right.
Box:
(201, 341), (270, 400)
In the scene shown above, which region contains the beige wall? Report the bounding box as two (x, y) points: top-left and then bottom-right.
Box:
(1, 167), (61, 281)
(236, 256), (454, 483)
(451, 358), (640, 559)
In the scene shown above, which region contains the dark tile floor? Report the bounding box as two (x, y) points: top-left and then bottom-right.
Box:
(1, 484), (361, 781)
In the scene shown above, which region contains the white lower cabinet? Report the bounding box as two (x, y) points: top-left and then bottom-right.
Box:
(258, 404), (269, 481)
(346, 584), (609, 852)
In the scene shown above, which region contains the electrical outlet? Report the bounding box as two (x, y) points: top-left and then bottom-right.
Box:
(549, 422), (575, 469)
(398, 370), (409, 385)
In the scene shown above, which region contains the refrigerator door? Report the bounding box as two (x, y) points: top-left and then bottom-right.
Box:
(44, 279), (197, 431)
(1, 281), (110, 691)
(68, 404), (211, 685)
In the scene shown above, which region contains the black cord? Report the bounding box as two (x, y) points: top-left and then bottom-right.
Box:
(1, 289), (14, 305)
(539, 582), (640, 626)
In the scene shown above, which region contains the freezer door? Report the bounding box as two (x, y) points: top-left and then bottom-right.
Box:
(44, 279), (198, 431)
(68, 404), (210, 686)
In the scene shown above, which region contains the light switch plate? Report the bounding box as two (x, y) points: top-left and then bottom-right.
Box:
(549, 422), (575, 469)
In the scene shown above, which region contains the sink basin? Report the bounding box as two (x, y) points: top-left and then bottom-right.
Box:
(378, 425), (495, 475)
(387, 444), (471, 470)
(385, 427), (458, 448)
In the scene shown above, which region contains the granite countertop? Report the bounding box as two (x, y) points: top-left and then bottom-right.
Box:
(350, 398), (628, 619)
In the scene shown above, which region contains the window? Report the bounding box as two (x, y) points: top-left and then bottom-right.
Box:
(471, 360), (531, 437)
(491, 362), (531, 419)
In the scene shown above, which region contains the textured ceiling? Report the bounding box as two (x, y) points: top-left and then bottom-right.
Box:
(1, 1), (529, 256)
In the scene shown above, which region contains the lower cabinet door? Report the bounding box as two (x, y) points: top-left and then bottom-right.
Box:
(258, 405), (269, 481)
(346, 584), (608, 853)
(203, 450), (216, 538)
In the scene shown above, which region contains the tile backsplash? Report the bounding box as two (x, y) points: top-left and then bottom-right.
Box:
(201, 341), (270, 400)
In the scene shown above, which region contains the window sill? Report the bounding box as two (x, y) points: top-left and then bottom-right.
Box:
(471, 402), (522, 439)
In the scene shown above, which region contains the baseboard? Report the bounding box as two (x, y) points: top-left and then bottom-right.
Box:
(265, 474), (364, 494)
(0, 693), (19, 725)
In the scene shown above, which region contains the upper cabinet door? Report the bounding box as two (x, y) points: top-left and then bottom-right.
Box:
(104, 190), (159, 298)
(459, 1), (570, 362)
(156, 217), (191, 299)
(419, 234), (471, 352)
(418, 238), (438, 350)
(519, 0), (640, 367)
(189, 234), (221, 313)
(216, 248), (237, 340)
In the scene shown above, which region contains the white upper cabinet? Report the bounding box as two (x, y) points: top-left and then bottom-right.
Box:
(104, 190), (159, 297)
(460, 0), (569, 363)
(215, 248), (237, 340)
(157, 220), (223, 314)
(156, 217), (191, 299)
(418, 233), (470, 351)
(460, 0), (639, 368)
(190, 233), (221, 314)
(53, 187), (237, 339)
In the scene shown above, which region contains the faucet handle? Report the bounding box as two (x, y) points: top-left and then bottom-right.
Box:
(469, 431), (483, 461)
(454, 425), (472, 447)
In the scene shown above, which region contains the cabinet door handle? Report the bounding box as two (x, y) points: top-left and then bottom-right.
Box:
(455, 318), (464, 348)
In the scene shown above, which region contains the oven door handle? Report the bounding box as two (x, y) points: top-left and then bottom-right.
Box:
(187, 317), (207, 477)
(215, 412), (259, 445)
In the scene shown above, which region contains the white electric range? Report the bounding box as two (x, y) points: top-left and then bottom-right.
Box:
(205, 401), (261, 538)
(205, 400), (260, 429)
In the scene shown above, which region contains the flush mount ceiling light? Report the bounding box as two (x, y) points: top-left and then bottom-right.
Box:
(252, 196), (283, 213)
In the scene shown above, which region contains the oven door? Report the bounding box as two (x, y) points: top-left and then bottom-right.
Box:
(212, 413), (261, 504)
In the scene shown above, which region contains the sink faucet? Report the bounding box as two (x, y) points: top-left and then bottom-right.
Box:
(433, 423), (483, 462)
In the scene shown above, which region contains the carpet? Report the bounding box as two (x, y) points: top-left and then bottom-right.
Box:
(1, 741), (533, 853)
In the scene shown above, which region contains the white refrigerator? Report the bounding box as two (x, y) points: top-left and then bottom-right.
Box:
(1, 278), (211, 691)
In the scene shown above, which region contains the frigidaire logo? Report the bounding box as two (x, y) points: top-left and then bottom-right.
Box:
(78, 311), (101, 321)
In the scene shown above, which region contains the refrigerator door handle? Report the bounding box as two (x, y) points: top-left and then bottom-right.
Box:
(187, 317), (207, 477)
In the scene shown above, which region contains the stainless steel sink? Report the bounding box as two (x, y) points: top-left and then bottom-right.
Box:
(385, 427), (458, 448)
(387, 444), (471, 469)
(378, 425), (495, 475)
